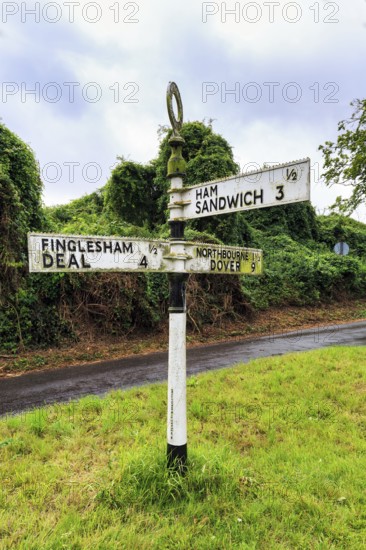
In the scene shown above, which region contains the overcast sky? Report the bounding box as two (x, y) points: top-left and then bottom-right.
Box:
(1, 0), (365, 221)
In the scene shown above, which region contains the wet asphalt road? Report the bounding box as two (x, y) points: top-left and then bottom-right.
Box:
(0, 321), (365, 416)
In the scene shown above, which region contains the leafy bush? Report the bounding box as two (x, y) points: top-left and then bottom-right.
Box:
(0, 123), (45, 351)
(1, 120), (366, 351)
(243, 235), (366, 309)
(0, 124), (43, 293)
(317, 214), (366, 258)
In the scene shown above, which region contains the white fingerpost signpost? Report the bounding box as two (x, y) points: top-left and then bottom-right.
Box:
(165, 82), (189, 469)
(27, 82), (310, 473)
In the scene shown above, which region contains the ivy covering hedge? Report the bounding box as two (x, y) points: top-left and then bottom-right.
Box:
(1, 121), (365, 352)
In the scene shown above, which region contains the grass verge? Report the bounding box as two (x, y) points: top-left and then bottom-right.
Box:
(0, 347), (365, 548)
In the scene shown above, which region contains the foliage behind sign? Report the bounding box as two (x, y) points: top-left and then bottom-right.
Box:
(319, 99), (366, 214)
(0, 123), (43, 294)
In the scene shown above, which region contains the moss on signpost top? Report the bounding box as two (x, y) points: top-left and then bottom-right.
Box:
(167, 134), (187, 178)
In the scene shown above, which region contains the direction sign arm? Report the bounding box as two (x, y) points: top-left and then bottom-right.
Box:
(177, 158), (311, 220)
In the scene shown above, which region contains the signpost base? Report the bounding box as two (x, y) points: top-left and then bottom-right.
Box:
(167, 443), (187, 472)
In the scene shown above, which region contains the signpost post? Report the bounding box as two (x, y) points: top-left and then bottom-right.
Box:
(165, 82), (189, 471)
(27, 81), (311, 474)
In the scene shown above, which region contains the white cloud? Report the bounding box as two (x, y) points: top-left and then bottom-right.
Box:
(199, 0), (366, 59)
(0, 0), (365, 222)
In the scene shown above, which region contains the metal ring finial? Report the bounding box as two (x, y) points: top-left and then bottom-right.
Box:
(167, 82), (183, 135)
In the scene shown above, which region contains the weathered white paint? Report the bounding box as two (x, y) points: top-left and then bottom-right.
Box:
(168, 176), (186, 222)
(28, 234), (264, 276)
(167, 312), (187, 447)
(28, 233), (171, 273)
(169, 158), (311, 220)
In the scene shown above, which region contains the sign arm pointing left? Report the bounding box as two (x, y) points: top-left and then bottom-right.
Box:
(28, 233), (263, 275)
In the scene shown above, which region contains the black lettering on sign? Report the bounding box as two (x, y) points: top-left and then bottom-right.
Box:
(56, 253), (65, 268)
(227, 194), (239, 209)
(276, 185), (284, 201)
(196, 185), (218, 200)
(68, 254), (79, 268)
(140, 256), (148, 268)
(123, 242), (133, 254)
(77, 241), (85, 253)
(286, 168), (298, 181)
(56, 239), (66, 252)
(218, 197), (226, 210)
(253, 189), (264, 204)
(210, 198), (218, 211)
(81, 254), (91, 268)
(244, 191), (252, 206)
(43, 253), (53, 268)
(211, 259), (240, 272)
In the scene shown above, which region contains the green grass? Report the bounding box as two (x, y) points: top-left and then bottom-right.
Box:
(1, 347), (366, 549)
